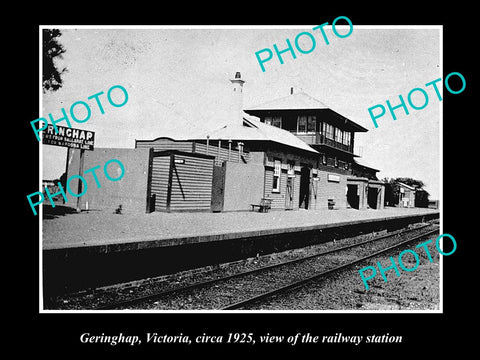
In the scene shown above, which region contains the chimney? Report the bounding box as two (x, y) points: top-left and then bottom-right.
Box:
(290, 86), (302, 95)
(230, 71), (245, 127)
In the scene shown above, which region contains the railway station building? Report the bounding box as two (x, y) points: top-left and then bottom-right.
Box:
(65, 72), (386, 213)
(398, 182), (416, 208)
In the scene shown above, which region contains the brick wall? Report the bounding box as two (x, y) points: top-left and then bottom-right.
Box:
(314, 170), (347, 210)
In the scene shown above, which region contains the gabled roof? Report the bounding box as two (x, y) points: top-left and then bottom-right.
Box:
(246, 91), (330, 111)
(397, 182), (416, 191)
(193, 112), (318, 154)
(245, 91), (368, 133)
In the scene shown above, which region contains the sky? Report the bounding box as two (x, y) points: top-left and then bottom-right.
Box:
(41, 25), (441, 200)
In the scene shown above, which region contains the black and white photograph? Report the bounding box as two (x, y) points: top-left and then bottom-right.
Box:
(39, 25), (443, 313)
(18, 11), (472, 355)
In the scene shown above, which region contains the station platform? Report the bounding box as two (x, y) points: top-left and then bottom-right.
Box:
(42, 207), (440, 298)
(43, 207), (439, 252)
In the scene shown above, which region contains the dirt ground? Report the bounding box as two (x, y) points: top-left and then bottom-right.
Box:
(354, 262), (440, 311)
(355, 244), (440, 310)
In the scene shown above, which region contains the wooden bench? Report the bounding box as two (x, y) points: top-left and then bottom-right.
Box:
(250, 198), (272, 213)
(328, 199), (339, 210)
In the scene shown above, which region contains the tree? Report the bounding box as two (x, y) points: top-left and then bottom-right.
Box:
(414, 189), (430, 208)
(43, 29), (66, 92)
(395, 177), (426, 189)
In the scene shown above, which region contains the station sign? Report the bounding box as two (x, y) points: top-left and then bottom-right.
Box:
(42, 124), (95, 150)
(327, 174), (340, 183)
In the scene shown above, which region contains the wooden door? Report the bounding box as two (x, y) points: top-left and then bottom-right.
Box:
(285, 177), (294, 210)
(299, 165), (311, 209)
(211, 164), (226, 212)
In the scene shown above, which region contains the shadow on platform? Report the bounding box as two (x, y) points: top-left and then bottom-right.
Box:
(42, 205), (78, 220)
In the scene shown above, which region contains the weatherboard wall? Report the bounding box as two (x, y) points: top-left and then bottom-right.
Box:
(149, 152), (215, 212)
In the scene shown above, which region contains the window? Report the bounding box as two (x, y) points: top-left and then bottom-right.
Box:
(335, 128), (343, 143)
(327, 156), (335, 167)
(272, 116), (282, 128)
(287, 162), (295, 177)
(307, 116), (316, 133)
(297, 116), (307, 133)
(272, 159), (281, 192)
(297, 115), (316, 133)
(265, 116), (282, 128)
(343, 131), (351, 146)
(323, 123), (334, 139)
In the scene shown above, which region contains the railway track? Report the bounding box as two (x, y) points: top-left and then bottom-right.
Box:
(222, 227), (439, 309)
(91, 222), (439, 311)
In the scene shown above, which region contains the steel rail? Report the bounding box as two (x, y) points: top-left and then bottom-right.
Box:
(221, 228), (440, 310)
(93, 224), (437, 310)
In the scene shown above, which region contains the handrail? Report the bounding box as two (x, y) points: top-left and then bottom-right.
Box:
(290, 131), (353, 153)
